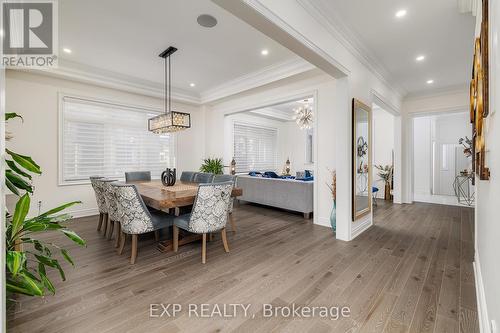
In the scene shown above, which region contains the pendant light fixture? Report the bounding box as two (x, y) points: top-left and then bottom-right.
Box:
(148, 46), (191, 133)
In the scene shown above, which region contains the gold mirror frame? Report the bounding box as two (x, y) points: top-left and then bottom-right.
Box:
(352, 98), (372, 221)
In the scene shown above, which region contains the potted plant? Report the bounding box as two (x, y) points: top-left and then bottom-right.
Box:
(200, 157), (224, 175)
(5, 113), (85, 302)
(375, 165), (393, 201)
(326, 169), (336, 232)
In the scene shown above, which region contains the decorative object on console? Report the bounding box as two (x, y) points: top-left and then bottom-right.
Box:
(326, 169), (337, 233)
(285, 158), (291, 176)
(293, 103), (313, 130)
(200, 157), (224, 175)
(375, 165), (393, 201)
(230, 157), (236, 175)
(459, 136), (473, 159)
(148, 46), (191, 134)
(469, 0), (490, 182)
(161, 168), (176, 187)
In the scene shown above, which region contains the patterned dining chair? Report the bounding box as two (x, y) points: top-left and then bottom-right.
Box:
(192, 172), (214, 183)
(125, 171), (151, 183)
(94, 179), (117, 239)
(180, 171), (196, 182)
(90, 176), (106, 232)
(112, 183), (173, 264)
(213, 175), (237, 232)
(172, 181), (233, 264)
(101, 180), (123, 246)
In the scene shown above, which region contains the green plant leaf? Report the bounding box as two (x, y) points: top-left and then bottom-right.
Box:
(62, 229), (86, 246)
(6, 149), (41, 174)
(7, 273), (44, 296)
(5, 177), (20, 196)
(5, 112), (23, 121)
(61, 249), (74, 266)
(11, 194), (30, 236)
(6, 251), (26, 277)
(6, 170), (33, 193)
(6, 160), (32, 180)
(38, 264), (55, 295)
(37, 201), (81, 219)
(6, 279), (37, 296)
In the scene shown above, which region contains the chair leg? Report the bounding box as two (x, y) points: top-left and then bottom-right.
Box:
(102, 213), (108, 237)
(229, 213), (236, 233)
(118, 232), (126, 255)
(208, 233), (214, 242)
(131, 234), (138, 264)
(201, 234), (207, 264)
(154, 230), (160, 242)
(107, 220), (114, 240)
(114, 223), (121, 248)
(173, 225), (179, 252)
(97, 213), (104, 231)
(221, 228), (230, 253)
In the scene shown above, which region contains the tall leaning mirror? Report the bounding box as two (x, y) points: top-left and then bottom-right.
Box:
(352, 98), (372, 221)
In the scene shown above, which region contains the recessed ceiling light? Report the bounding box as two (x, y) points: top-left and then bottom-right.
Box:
(427, 79), (434, 84)
(395, 9), (407, 18)
(189, 83), (196, 87)
(261, 49), (269, 56)
(63, 48), (72, 54)
(416, 55), (425, 62)
(197, 14), (218, 28)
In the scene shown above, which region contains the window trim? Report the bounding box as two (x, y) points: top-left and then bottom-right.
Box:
(232, 120), (278, 174)
(57, 92), (168, 186)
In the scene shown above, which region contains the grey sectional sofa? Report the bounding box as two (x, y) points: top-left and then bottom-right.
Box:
(235, 175), (313, 218)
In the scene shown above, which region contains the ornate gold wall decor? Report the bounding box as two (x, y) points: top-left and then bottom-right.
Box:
(470, 0), (490, 181)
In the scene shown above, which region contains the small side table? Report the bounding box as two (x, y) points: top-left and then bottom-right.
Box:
(453, 174), (475, 206)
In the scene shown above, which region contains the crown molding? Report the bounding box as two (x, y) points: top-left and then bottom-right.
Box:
(408, 104), (469, 116)
(249, 106), (295, 121)
(200, 57), (314, 103)
(296, 0), (407, 100)
(404, 83), (469, 101)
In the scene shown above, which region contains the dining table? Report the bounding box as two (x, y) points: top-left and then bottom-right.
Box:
(130, 179), (243, 252)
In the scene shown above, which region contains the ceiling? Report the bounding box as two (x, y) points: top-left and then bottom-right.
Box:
(58, 0), (298, 98)
(249, 98), (314, 121)
(307, 0), (476, 95)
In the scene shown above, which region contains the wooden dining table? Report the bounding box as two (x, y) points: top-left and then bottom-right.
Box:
(130, 180), (243, 252)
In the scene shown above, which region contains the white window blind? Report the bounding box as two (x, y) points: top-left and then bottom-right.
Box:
(61, 96), (175, 183)
(233, 122), (277, 173)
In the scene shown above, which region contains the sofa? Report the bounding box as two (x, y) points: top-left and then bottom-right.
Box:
(236, 175), (313, 218)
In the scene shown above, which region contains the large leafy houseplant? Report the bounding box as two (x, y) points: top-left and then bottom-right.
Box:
(200, 157), (224, 175)
(5, 113), (85, 299)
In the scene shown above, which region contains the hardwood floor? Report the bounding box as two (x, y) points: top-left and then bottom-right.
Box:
(7, 201), (479, 333)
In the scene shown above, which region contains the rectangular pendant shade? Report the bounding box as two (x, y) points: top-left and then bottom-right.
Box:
(148, 111), (191, 133)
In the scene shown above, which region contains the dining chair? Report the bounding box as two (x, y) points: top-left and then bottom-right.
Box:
(94, 179), (118, 239)
(192, 172), (214, 183)
(90, 176), (106, 232)
(112, 183), (173, 264)
(172, 181), (233, 264)
(180, 171), (196, 182)
(101, 180), (123, 245)
(125, 171), (151, 183)
(213, 175), (237, 232)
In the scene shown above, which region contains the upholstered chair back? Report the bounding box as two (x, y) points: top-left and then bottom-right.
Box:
(100, 180), (120, 222)
(180, 171), (196, 182)
(90, 176), (107, 214)
(188, 181), (233, 234)
(125, 171), (151, 183)
(193, 172), (214, 184)
(212, 174), (235, 183)
(112, 183), (155, 235)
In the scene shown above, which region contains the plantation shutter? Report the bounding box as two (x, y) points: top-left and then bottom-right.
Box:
(233, 122), (277, 173)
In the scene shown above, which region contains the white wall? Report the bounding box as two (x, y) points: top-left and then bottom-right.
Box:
(5, 70), (205, 217)
(372, 107), (394, 199)
(413, 117), (432, 195)
(474, 0), (500, 331)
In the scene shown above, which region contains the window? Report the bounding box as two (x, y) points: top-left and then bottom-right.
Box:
(60, 96), (174, 184)
(233, 122), (277, 173)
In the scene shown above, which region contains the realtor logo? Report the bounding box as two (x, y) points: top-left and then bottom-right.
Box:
(2, 0), (58, 67)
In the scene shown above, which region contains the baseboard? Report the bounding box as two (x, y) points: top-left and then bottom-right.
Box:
(68, 207), (99, 219)
(474, 253), (491, 333)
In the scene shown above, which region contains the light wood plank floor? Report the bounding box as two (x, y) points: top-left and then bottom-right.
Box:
(7, 201), (479, 333)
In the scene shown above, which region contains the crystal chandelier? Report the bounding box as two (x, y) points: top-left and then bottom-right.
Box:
(293, 104), (313, 130)
(148, 46), (191, 134)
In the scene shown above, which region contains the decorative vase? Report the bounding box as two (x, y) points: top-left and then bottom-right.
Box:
(161, 168), (176, 187)
(330, 200), (336, 233)
(384, 183), (391, 201)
